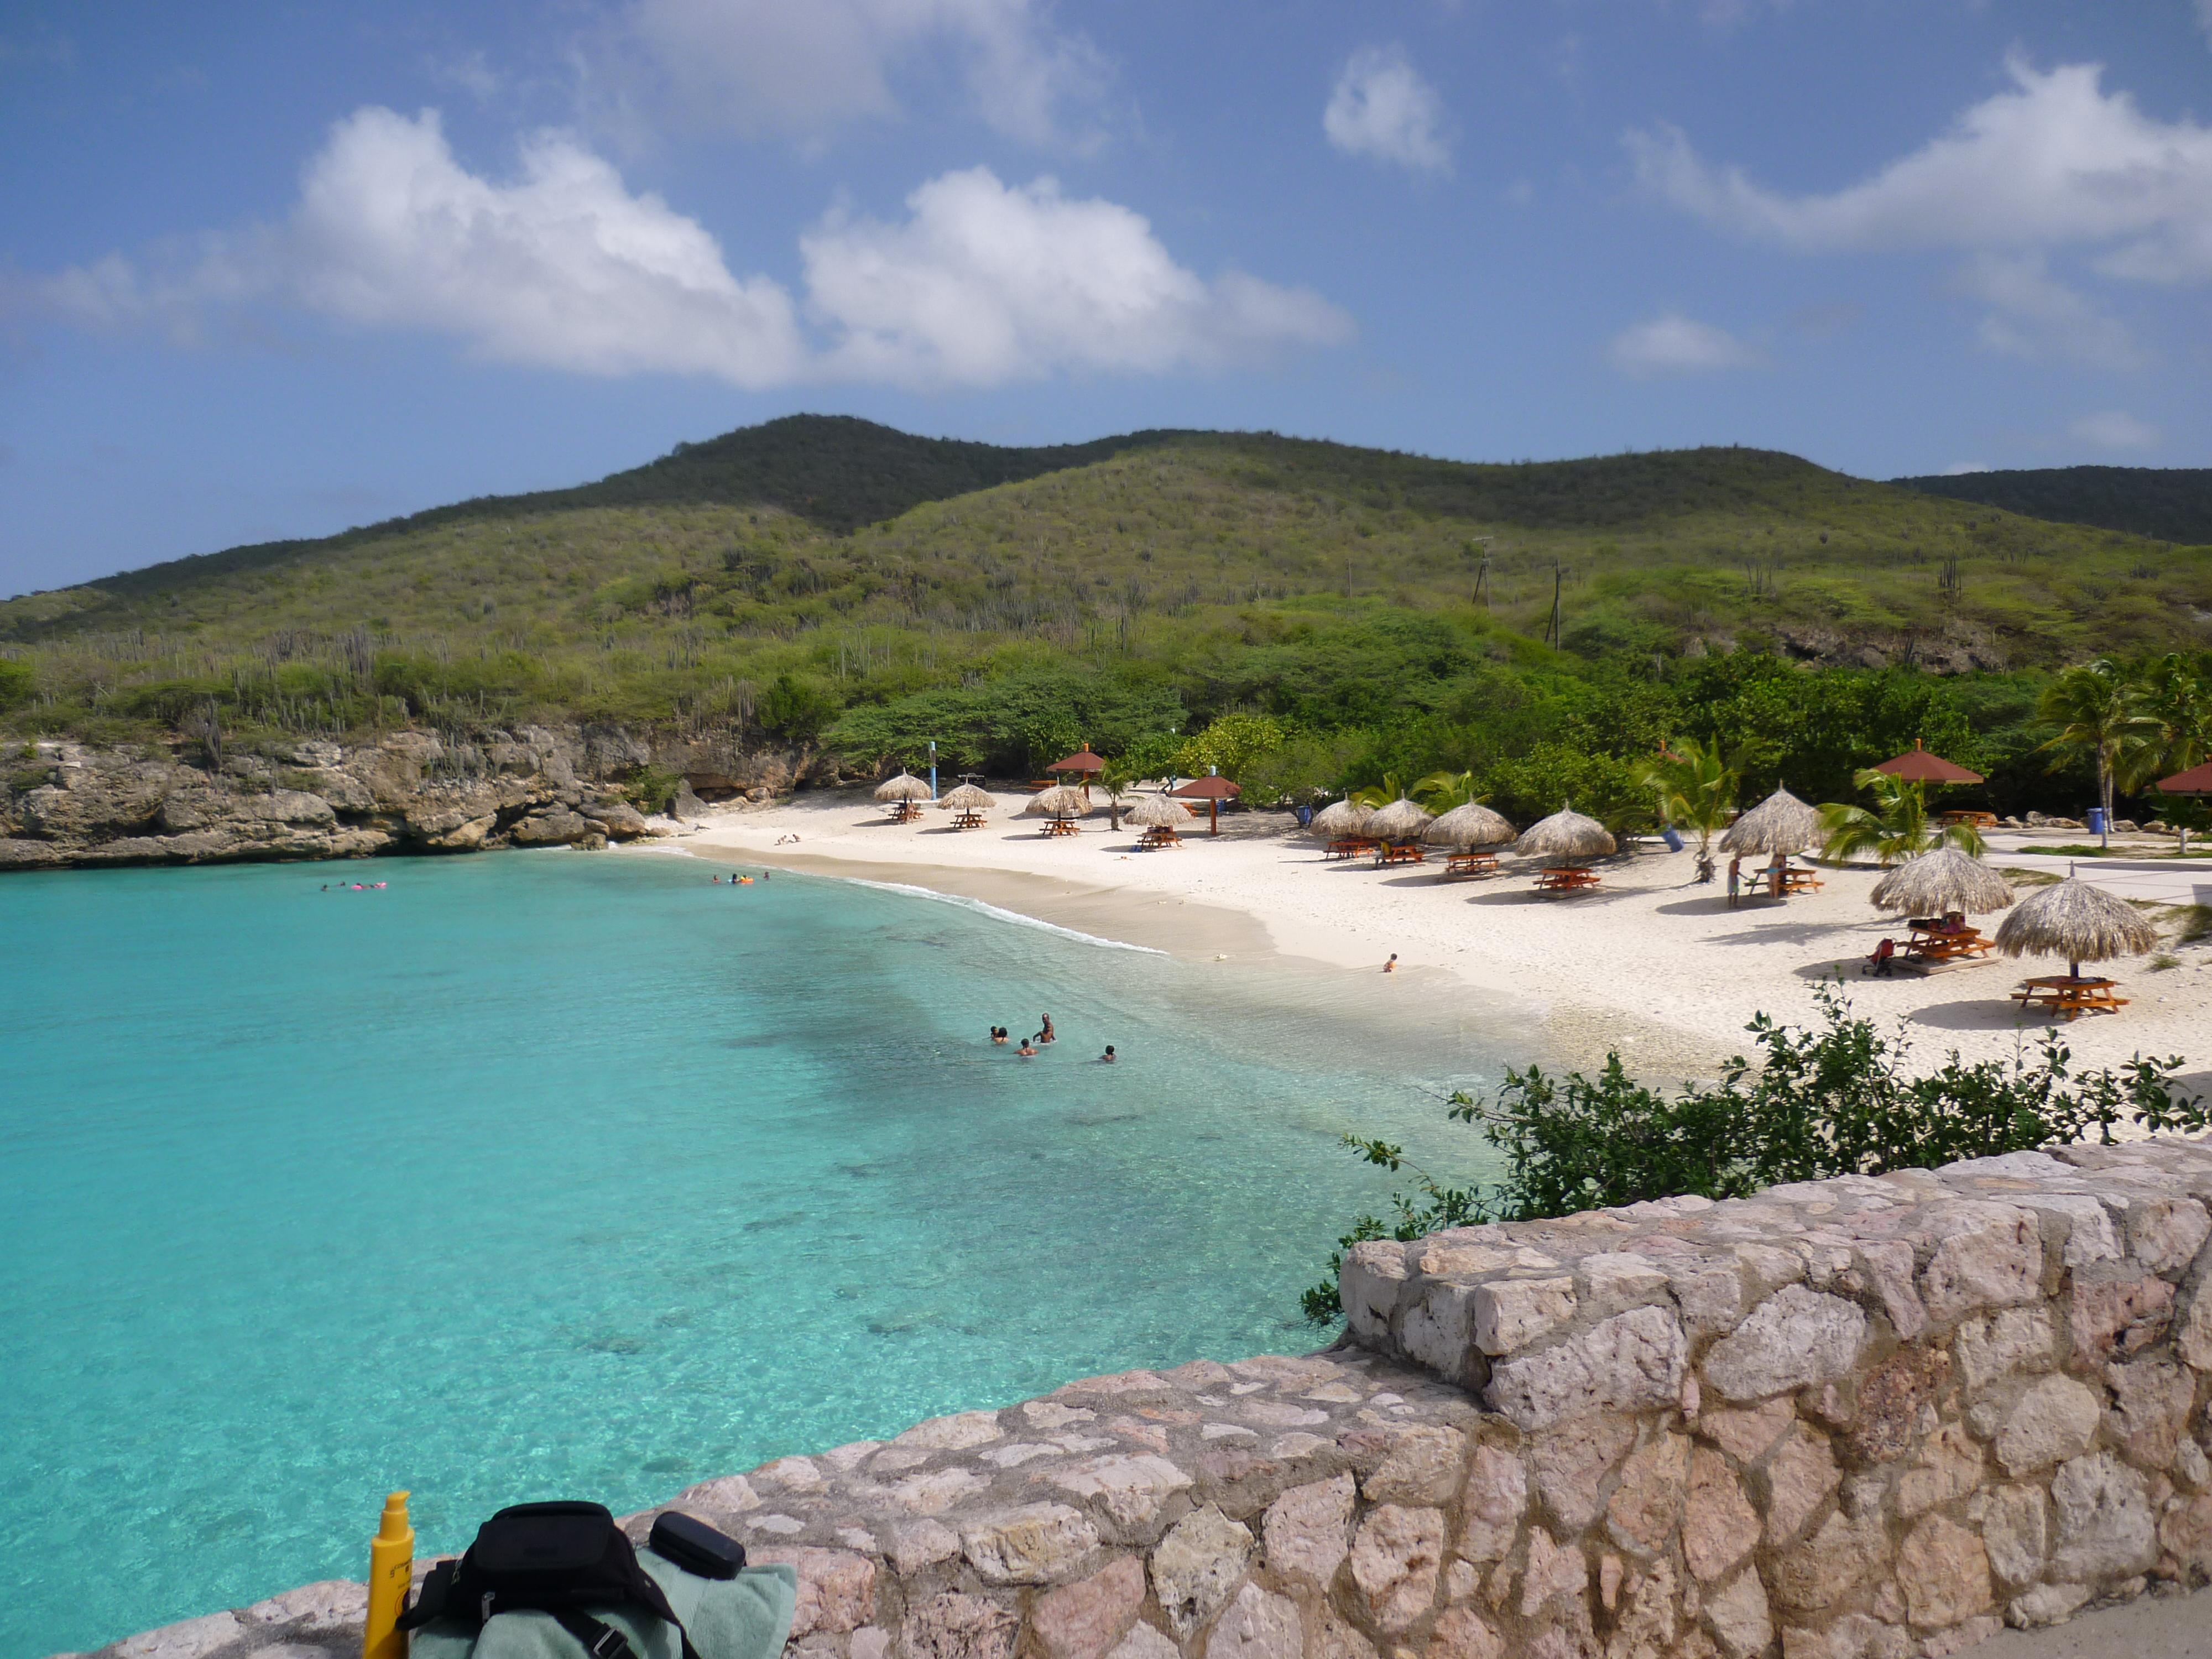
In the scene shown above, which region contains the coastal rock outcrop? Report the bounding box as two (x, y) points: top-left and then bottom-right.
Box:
(0, 726), (822, 870)
(82, 1138), (2212, 1659)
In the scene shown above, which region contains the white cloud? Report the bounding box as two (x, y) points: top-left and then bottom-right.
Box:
(1627, 58), (2212, 281)
(1324, 45), (1451, 175)
(627, 0), (1106, 148)
(25, 109), (1347, 391)
(802, 168), (1353, 386)
(1954, 252), (2141, 369)
(1609, 313), (1764, 376)
(2070, 409), (2159, 450)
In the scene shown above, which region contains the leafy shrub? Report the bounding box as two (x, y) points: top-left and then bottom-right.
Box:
(0, 658), (34, 710)
(1301, 984), (2205, 1323)
(757, 674), (838, 743)
(622, 766), (684, 813)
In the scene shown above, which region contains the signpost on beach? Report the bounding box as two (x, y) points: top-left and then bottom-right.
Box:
(929, 740), (938, 802)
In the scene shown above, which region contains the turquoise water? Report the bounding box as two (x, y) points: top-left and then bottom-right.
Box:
(0, 852), (1510, 1658)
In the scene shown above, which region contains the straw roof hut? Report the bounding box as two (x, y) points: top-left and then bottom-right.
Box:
(1721, 787), (1823, 856)
(1123, 793), (1195, 828)
(1022, 785), (1089, 819)
(1868, 848), (2015, 916)
(1993, 877), (2160, 977)
(1514, 807), (1616, 862)
(1423, 802), (1515, 849)
(938, 783), (998, 812)
(874, 772), (932, 804)
(1366, 797), (1435, 843)
(1310, 799), (1373, 839)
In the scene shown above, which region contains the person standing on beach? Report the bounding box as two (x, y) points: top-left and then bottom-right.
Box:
(1727, 858), (1741, 908)
(1383, 954), (1397, 973)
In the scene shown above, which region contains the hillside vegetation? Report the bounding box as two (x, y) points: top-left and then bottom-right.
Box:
(1895, 465), (2212, 547)
(4, 417), (2209, 823)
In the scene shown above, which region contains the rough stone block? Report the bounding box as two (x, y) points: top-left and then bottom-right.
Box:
(1470, 1277), (1578, 1356)
(2126, 1197), (2210, 1275)
(1151, 1505), (1254, 1639)
(1348, 1504), (1444, 1631)
(1203, 1582), (1300, 1659)
(1361, 1424), (1467, 1505)
(1605, 1432), (1689, 1555)
(1031, 1558), (1145, 1659)
(1485, 1306), (1688, 1431)
(1917, 1204), (2041, 1326)
(1422, 1605), (1503, 1659)
(961, 1504), (1099, 1585)
(1516, 1527), (1587, 1619)
(1702, 1287), (1867, 1402)
(1952, 1307), (2056, 1393)
(1683, 1447), (1761, 1584)
(1896, 1515), (1992, 1631)
(1457, 1443), (1527, 1563)
(1259, 1472), (1353, 1586)
(1994, 1375), (2102, 1477)
(901, 1593), (1018, 1659)
(1979, 1485), (2047, 1589)
(1531, 1416), (1634, 1532)
(1703, 1569), (1773, 1659)
(2049, 1452), (2158, 1580)
(1761, 1425), (1841, 1545)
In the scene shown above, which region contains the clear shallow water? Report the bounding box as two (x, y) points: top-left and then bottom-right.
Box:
(0, 852), (1509, 1658)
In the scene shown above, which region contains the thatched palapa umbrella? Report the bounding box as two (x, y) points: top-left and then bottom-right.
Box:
(1123, 792), (1194, 827)
(1310, 799), (1373, 839)
(939, 782), (998, 812)
(875, 772), (932, 802)
(1868, 848), (2014, 916)
(1994, 876), (2160, 980)
(1023, 785), (1089, 820)
(1514, 806), (1616, 862)
(1721, 787), (1823, 856)
(1366, 797), (1434, 845)
(1423, 802), (1515, 849)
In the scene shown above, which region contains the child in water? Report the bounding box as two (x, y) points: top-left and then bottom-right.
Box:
(1017, 1037), (1038, 1058)
(1101, 1045), (1116, 1063)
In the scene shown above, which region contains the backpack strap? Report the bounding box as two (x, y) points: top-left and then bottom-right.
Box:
(550, 1605), (705, 1659)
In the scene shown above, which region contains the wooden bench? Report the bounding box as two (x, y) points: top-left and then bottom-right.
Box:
(1375, 842), (1426, 867)
(2011, 977), (2128, 1019)
(1326, 836), (1380, 861)
(953, 810), (987, 831)
(1138, 826), (1182, 851)
(1041, 817), (1079, 837)
(1535, 865), (1601, 894)
(1444, 851), (1500, 878)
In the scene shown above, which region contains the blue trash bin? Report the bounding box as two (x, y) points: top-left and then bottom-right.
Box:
(1660, 827), (1684, 852)
(2087, 808), (2106, 836)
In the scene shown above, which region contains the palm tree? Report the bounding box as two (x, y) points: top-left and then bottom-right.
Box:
(1412, 769), (1483, 811)
(1633, 738), (1739, 882)
(1350, 772), (1410, 808)
(1097, 762), (1133, 832)
(2037, 660), (2158, 851)
(2134, 654), (2211, 854)
(1820, 769), (1986, 865)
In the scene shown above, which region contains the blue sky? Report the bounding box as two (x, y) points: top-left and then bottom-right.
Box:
(4, 1), (2211, 594)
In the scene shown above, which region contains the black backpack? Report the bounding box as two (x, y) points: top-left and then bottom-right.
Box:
(398, 1501), (702, 1659)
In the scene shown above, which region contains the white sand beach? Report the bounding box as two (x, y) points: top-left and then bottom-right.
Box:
(644, 790), (2212, 1093)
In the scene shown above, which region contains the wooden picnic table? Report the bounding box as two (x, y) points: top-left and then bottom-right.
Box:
(1375, 842), (1426, 867)
(889, 800), (922, 823)
(1138, 825), (1182, 851)
(1778, 867), (1824, 894)
(1535, 864), (1601, 894)
(1942, 810), (1999, 830)
(1903, 922), (1995, 964)
(1444, 851), (1499, 879)
(1326, 836), (1380, 861)
(953, 810), (987, 831)
(1041, 817), (1079, 837)
(2011, 975), (2128, 1019)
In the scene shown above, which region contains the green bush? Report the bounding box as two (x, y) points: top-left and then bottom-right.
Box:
(0, 658), (34, 711)
(1301, 983), (2205, 1324)
(757, 673), (838, 743)
(622, 766), (684, 813)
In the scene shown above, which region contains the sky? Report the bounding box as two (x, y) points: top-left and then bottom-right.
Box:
(4, 1), (2212, 596)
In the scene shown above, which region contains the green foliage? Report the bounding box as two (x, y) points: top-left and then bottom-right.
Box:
(757, 672), (838, 742)
(0, 657), (31, 711)
(1303, 985), (2207, 1324)
(1484, 744), (1655, 836)
(1895, 464), (2212, 545)
(1173, 712), (1285, 781)
(623, 766), (684, 814)
(2038, 659), (2162, 844)
(1634, 737), (1738, 857)
(1818, 769), (1985, 865)
(825, 669), (1184, 775)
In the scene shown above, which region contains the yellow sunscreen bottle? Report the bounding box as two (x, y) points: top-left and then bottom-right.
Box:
(363, 1490), (414, 1659)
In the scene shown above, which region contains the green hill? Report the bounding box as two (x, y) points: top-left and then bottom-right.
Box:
(1893, 465), (2212, 546)
(3, 418), (2208, 821)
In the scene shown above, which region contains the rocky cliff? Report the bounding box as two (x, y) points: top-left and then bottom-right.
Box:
(0, 726), (842, 872)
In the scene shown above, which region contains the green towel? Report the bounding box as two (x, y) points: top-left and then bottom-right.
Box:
(409, 1550), (799, 1659)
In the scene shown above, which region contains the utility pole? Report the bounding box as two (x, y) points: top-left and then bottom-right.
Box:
(1475, 556), (1490, 609)
(1545, 561), (1563, 646)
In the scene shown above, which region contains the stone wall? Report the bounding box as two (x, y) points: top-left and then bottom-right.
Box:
(75, 1139), (2212, 1659)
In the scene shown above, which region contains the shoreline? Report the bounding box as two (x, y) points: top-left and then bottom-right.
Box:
(645, 788), (2212, 1090)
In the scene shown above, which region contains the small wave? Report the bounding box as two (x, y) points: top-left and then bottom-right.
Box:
(839, 877), (1166, 954)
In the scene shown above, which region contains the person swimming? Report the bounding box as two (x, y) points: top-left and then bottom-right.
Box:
(990, 1026), (1009, 1045)
(1101, 1045), (1116, 1063)
(1039, 1014), (1055, 1044)
(1017, 1038), (1037, 1057)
